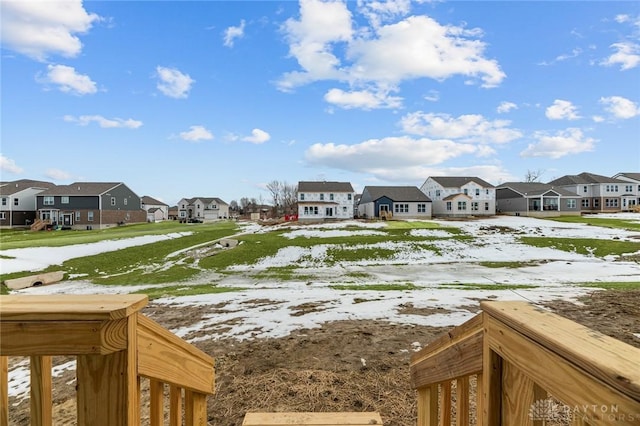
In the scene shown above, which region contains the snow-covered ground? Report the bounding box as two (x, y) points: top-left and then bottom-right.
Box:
(3, 214), (640, 401)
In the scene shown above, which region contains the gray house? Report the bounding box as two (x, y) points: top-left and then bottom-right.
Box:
(547, 172), (630, 213)
(36, 182), (146, 230)
(496, 182), (581, 217)
(0, 179), (56, 228)
(358, 186), (432, 219)
(420, 176), (496, 217)
(176, 197), (229, 221)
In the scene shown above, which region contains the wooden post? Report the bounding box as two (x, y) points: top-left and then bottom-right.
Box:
(1, 356), (7, 426)
(417, 385), (439, 426)
(456, 376), (470, 426)
(185, 390), (207, 426)
(482, 312), (502, 426)
(440, 382), (451, 426)
(170, 385), (182, 426)
(150, 379), (164, 426)
(30, 355), (52, 426)
(76, 313), (140, 426)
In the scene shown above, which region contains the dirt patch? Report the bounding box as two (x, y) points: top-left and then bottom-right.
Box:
(7, 290), (640, 426)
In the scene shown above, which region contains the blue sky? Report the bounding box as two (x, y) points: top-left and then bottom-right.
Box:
(1, 0), (639, 206)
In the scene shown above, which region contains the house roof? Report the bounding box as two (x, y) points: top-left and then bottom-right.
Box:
(360, 186), (431, 204)
(141, 195), (167, 206)
(298, 181), (354, 193)
(548, 172), (627, 186)
(183, 197), (228, 206)
(38, 182), (124, 196)
(148, 207), (161, 213)
(0, 179), (56, 196)
(614, 172), (640, 182)
(427, 176), (495, 188)
(497, 182), (579, 197)
(443, 193), (472, 201)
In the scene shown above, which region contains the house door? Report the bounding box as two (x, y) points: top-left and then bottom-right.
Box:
(378, 204), (389, 217)
(62, 213), (73, 226)
(325, 207), (333, 217)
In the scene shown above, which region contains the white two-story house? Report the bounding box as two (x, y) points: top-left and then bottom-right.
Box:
(176, 197), (229, 221)
(297, 181), (355, 221)
(613, 172), (640, 211)
(141, 195), (169, 222)
(0, 179), (56, 228)
(420, 176), (496, 217)
(548, 172), (630, 213)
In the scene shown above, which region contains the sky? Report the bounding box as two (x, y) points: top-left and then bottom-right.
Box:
(1, 0), (639, 206)
(5, 213), (640, 399)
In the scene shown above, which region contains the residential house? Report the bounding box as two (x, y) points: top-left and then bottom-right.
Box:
(0, 179), (56, 228)
(547, 172), (630, 213)
(297, 181), (355, 221)
(168, 206), (179, 221)
(419, 177), (496, 217)
(176, 197), (229, 221)
(612, 172), (640, 211)
(141, 195), (169, 221)
(357, 186), (432, 219)
(496, 182), (581, 217)
(36, 182), (146, 230)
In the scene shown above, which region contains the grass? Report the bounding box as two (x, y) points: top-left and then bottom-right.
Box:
(329, 283), (418, 291)
(479, 261), (543, 268)
(132, 283), (248, 300)
(438, 282), (539, 290)
(545, 215), (640, 232)
(520, 236), (640, 257)
(574, 281), (640, 290)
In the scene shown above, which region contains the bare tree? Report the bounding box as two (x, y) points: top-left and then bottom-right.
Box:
(265, 180), (282, 211)
(524, 169), (545, 182)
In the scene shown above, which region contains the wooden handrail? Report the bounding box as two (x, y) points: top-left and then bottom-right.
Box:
(410, 301), (640, 425)
(0, 295), (215, 426)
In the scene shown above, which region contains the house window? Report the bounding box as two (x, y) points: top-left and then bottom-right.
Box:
(320, 194), (324, 201)
(180, 211), (186, 218)
(75, 211), (81, 221)
(463, 189), (468, 195)
(567, 199), (577, 209)
(457, 201), (467, 210)
(485, 202), (489, 211)
(347, 194), (352, 201)
(1, 198), (6, 206)
(605, 199), (619, 207)
(486, 189), (489, 195)
(124, 198), (128, 206)
(44, 196), (54, 206)
(343, 206), (347, 213)
(417, 204), (426, 213)
(582, 199), (590, 208)
(394, 204), (408, 213)
(594, 199), (600, 208)
(300, 193), (305, 201)
(0, 212), (5, 220)
(626, 185), (633, 192)
(330, 194), (334, 201)
(196, 204), (200, 209)
(471, 202), (479, 211)
(13, 198), (18, 206)
(111, 197), (116, 206)
(304, 206), (309, 215)
(88, 211), (94, 221)
(61, 196), (69, 204)
(313, 206), (319, 215)
(475, 189), (480, 196)
(583, 186), (588, 193)
(446, 202), (452, 211)
(436, 190), (441, 197)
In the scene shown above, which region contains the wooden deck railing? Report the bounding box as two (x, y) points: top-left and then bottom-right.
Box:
(410, 301), (640, 425)
(0, 295), (215, 426)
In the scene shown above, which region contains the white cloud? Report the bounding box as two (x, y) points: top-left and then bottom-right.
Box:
(600, 96), (640, 119)
(305, 136), (477, 172)
(64, 114), (142, 128)
(545, 100), (580, 120)
(179, 125), (213, 142)
(423, 90), (439, 102)
(277, 1), (505, 104)
(45, 168), (72, 180)
(223, 20), (246, 47)
(356, 0), (411, 28)
(156, 66), (194, 99)
(242, 128), (271, 144)
(0, 155), (24, 174)
(520, 128), (596, 159)
(40, 64), (97, 95)
(399, 112), (522, 144)
(592, 115), (605, 123)
(0, 0), (99, 61)
(324, 88), (402, 109)
(497, 101), (517, 114)
(601, 42), (640, 70)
